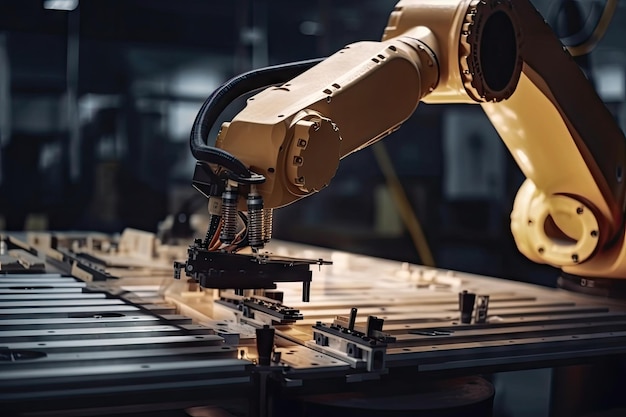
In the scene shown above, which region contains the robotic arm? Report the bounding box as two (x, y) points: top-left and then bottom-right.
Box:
(192, 0), (626, 281)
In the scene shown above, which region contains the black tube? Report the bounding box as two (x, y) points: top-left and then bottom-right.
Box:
(202, 214), (221, 249)
(190, 58), (325, 176)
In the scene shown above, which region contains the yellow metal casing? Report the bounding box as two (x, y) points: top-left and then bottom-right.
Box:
(214, 0), (626, 279)
(479, 0), (626, 276)
(216, 35), (439, 209)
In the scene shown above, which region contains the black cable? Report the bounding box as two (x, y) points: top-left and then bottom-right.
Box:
(190, 57), (325, 177)
(202, 213), (222, 249)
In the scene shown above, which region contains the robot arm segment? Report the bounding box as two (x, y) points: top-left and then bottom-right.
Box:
(216, 33), (440, 209)
(200, 0), (626, 279)
(479, 0), (626, 274)
(385, 0), (626, 276)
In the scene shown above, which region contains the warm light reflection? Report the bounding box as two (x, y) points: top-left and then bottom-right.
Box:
(513, 149), (534, 176)
(483, 102), (519, 136)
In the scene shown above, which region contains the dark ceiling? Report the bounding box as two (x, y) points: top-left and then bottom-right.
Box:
(2, 0), (626, 96)
(0, 0), (398, 95)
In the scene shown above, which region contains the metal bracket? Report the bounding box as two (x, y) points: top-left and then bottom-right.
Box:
(174, 242), (330, 302)
(308, 310), (395, 373)
(215, 293), (304, 326)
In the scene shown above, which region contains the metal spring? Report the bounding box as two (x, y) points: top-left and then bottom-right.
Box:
(247, 191), (264, 249)
(262, 208), (273, 242)
(219, 186), (239, 244)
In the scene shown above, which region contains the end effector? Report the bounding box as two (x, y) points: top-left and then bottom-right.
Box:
(190, 162), (272, 252)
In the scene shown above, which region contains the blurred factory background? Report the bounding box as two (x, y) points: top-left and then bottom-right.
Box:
(0, 0), (624, 286)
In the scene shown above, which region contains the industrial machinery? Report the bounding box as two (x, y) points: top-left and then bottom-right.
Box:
(3, 230), (626, 417)
(3, 0), (626, 416)
(181, 0), (626, 296)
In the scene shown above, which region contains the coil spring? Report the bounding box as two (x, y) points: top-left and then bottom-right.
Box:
(220, 187), (239, 243)
(262, 208), (273, 242)
(247, 192), (264, 249)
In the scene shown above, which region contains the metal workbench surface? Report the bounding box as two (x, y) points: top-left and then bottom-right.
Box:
(1, 232), (626, 416)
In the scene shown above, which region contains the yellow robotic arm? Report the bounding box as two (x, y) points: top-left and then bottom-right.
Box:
(200, 0), (626, 280)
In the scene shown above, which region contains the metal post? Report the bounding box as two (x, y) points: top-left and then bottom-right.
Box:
(67, 5), (80, 181)
(0, 33), (10, 185)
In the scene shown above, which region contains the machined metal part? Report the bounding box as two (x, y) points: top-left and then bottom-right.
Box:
(459, 290), (476, 324)
(256, 325), (275, 366)
(201, 319), (257, 345)
(247, 186), (264, 249)
(215, 293), (304, 325)
(309, 311), (395, 373)
(0, 253), (27, 272)
(40, 237), (115, 281)
(8, 249), (46, 271)
(0, 315), (165, 330)
(274, 344), (350, 375)
(275, 244), (626, 376)
(309, 323), (389, 372)
(262, 208), (274, 243)
(475, 294), (490, 323)
(0, 357), (251, 410)
(175, 242), (329, 302)
(5, 232), (626, 416)
(244, 297), (304, 324)
(220, 184), (239, 244)
(0, 248), (253, 416)
(0, 239), (46, 272)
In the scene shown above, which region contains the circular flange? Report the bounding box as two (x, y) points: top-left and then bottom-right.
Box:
(286, 115), (341, 193)
(525, 195), (600, 266)
(460, 0), (523, 102)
